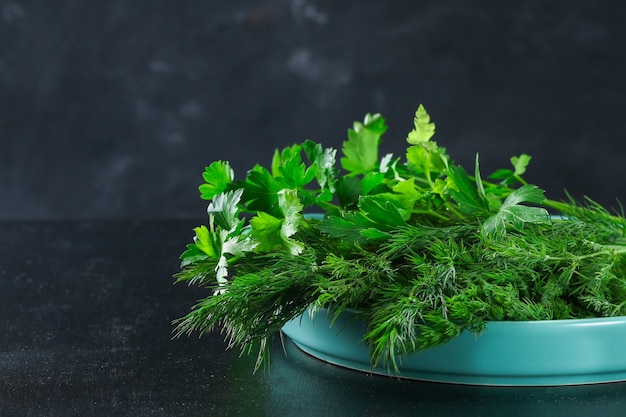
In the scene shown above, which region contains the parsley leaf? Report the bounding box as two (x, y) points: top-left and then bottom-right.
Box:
(193, 224), (222, 259)
(404, 105), (448, 185)
(199, 161), (234, 200)
(336, 176), (363, 209)
(489, 154), (532, 186)
(272, 144), (317, 188)
(406, 104), (436, 144)
(341, 113), (388, 175)
(358, 196), (408, 228)
(512, 154), (532, 176)
(302, 140), (338, 194)
(446, 164), (490, 215)
(250, 189), (304, 255)
(315, 213), (369, 243)
(482, 184), (550, 237)
(240, 166), (283, 217)
(317, 197), (406, 243)
(207, 189), (244, 231)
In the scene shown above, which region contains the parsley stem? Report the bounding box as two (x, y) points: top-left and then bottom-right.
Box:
(408, 209), (450, 222)
(442, 202), (466, 222)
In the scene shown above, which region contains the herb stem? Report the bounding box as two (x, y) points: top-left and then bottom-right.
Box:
(408, 209), (450, 222)
(442, 202), (466, 222)
(515, 174), (529, 186)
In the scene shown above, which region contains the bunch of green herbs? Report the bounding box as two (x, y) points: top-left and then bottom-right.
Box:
(174, 105), (626, 370)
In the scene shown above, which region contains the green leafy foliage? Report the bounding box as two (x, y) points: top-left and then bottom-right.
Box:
(272, 144), (317, 188)
(239, 166), (284, 216)
(406, 104), (436, 144)
(207, 189), (244, 231)
(302, 139), (338, 195)
(250, 189), (305, 255)
(489, 154), (532, 186)
(340, 113), (388, 175)
(175, 104), (626, 372)
(482, 184), (550, 237)
(446, 164), (490, 215)
(199, 161), (234, 200)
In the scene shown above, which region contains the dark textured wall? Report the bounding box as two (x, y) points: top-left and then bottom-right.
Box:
(2, 0), (626, 219)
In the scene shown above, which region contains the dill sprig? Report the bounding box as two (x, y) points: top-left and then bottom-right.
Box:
(174, 250), (321, 369)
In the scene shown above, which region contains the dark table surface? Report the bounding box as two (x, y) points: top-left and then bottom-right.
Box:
(2, 220), (626, 417)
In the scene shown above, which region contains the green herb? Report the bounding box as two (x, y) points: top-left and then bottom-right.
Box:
(174, 105), (626, 371)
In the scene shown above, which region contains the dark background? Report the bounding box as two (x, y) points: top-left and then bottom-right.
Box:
(2, 0), (625, 219)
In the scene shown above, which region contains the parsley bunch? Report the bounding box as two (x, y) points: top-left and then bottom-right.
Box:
(174, 105), (626, 370)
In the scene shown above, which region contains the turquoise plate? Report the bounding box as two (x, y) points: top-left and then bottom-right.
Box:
(281, 307), (626, 386)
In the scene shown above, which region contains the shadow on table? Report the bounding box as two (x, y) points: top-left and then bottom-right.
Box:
(254, 338), (626, 417)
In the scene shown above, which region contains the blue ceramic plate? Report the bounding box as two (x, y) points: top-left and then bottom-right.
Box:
(282, 307), (626, 386)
